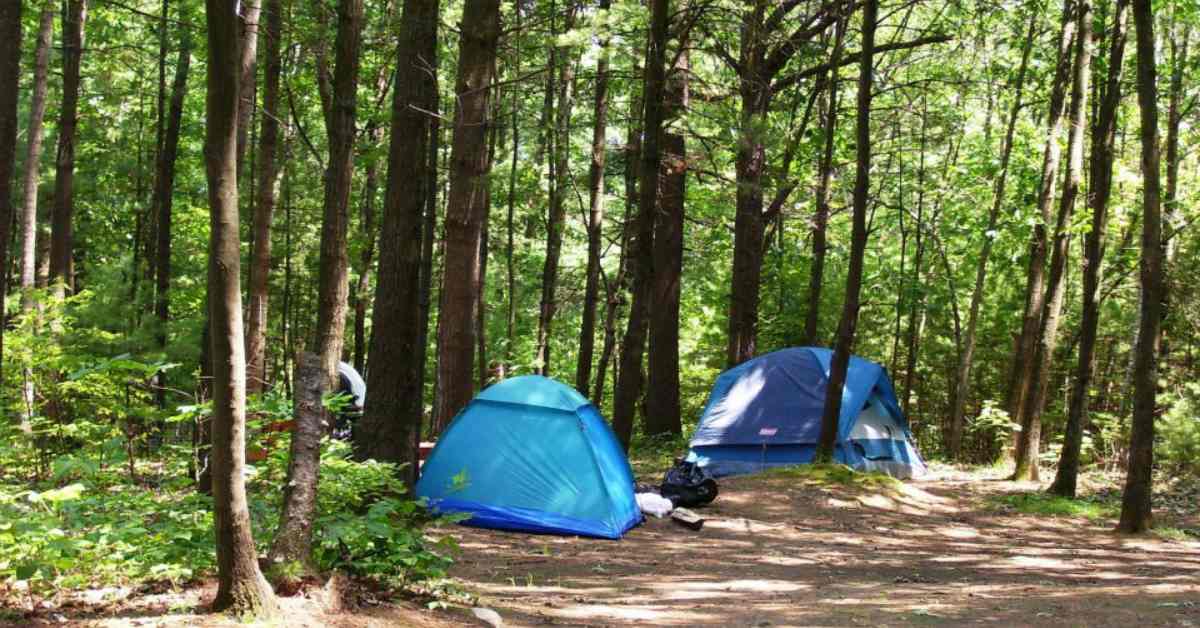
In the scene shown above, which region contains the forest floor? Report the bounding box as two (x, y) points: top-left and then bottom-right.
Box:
(15, 464), (1199, 627)
(444, 463), (1200, 627)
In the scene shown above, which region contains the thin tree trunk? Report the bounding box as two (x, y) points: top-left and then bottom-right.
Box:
(355, 0), (438, 482)
(611, 0), (668, 450)
(236, 0), (262, 172)
(0, 0), (19, 391)
(804, 17), (845, 347)
(267, 352), (322, 569)
(246, 0), (283, 395)
(1159, 24), (1188, 364)
(503, 4), (520, 374)
(534, 7), (579, 376)
(202, 0), (279, 616)
(594, 87), (641, 407)
(1050, 0), (1127, 497)
(154, 33), (193, 365)
(946, 7), (1037, 459)
(353, 124), (382, 375)
(274, 0), (362, 567)
(18, 5), (54, 427)
(646, 44), (688, 437)
(433, 0), (501, 433)
(901, 97), (928, 417)
(815, 0), (875, 463)
(1118, 0), (1164, 534)
(576, 0), (612, 393)
(1006, 0), (1077, 438)
(1013, 0), (1091, 482)
(49, 0), (89, 297)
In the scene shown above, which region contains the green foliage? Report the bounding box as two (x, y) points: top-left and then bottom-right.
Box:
(1159, 383), (1200, 475)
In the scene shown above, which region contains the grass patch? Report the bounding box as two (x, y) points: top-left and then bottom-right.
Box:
(992, 492), (1119, 521)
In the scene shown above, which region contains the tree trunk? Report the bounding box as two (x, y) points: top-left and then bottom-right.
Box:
(154, 33), (193, 362)
(1006, 0), (1077, 438)
(202, 0), (279, 616)
(246, 0), (283, 395)
(354, 0), (438, 483)
(49, 0), (89, 297)
(611, 0), (668, 450)
(575, 0), (612, 394)
(646, 45), (688, 438)
(19, 5), (53, 310)
(236, 0), (261, 172)
(267, 352), (323, 570)
(1013, 0), (1091, 482)
(1159, 24), (1188, 365)
(503, 4), (521, 374)
(803, 16), (845, 348)
(815, 0), (875, 463)
(17, 5), (54, 426)
(1050, 0), (1127, 497)
(1118, 0), (1163, 534)
(534, 7), (579, 376)
(274, 0), (362, 564)
(901, 98), (928, 418)
(946, 7), (1037, 459)
(0, 0), (19, 390)
(432, 0), (500, 432)
(594, 88), (641, 407)
(352, 124), (382, 375)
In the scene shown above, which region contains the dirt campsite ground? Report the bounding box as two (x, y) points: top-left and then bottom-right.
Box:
(443, 464), (1200, 627)
(20, 465), (1200, 627)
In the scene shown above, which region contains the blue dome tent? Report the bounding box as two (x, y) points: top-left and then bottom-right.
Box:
(416, 375), (641, 539)
(686, 347), (926, 479)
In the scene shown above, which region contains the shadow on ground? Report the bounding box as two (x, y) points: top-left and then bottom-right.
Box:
(446, 468), (1200, 626)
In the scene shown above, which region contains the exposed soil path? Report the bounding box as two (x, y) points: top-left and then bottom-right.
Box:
(445, 468), (1200, 626)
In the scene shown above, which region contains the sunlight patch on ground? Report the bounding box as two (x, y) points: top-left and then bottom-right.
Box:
(554, 603), (715, 623)
(934, 525), (980, 539)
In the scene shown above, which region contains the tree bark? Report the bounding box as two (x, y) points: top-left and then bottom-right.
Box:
(594, 88), (641, 407)
(1118, 0), (1163, 534)
(19, 5), (54, 311)
(1006, 0), (1077, 439)
(49, 0), (89, 297)
(576, 0), (612, 394)
(274, 0), (362, 564)
(202, 0), (279, 616)
(246, 0), (284, 395)
(645, 44), (688, 438)
(1013, 0), (1091, 482)
(612, 0), (669, 450)
(355, 0), (438, 482)
(815, 0), (875, 463)
(803, 16), (845, 348)
(432, 0), (501, 432)
(946, 7), (1037, 459)
(268, 352), (323, 569)
(352, 123), (382, 376)
(1050, 0), (1127, 497)
(154, 33), (193, 359)
(0, 0), (20, 390)
(534, 6), (579, 376)
(18, 4), (54, 426)
(236, 0), (261, 172)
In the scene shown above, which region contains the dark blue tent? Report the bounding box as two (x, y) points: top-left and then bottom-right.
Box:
(686, 347), (926, 478)
(416, 375), (641, 539)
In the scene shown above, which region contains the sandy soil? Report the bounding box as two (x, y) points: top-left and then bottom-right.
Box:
(445, 467), (1200, 627)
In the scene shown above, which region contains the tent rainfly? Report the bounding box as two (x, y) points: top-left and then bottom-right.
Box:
(417, 375), (642, 539)
(686, 347), (927, 479)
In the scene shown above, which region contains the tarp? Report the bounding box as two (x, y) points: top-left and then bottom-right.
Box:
(416, 375), (641, 539)
(686, 348), (926, 478)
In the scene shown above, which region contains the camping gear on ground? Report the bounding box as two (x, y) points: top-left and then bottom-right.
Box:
(686, 347), (927, 479)
(670, 507), (704, 531)
(416, 375), (642, 539)
(636, 492), (674, 518)
(659, 458), (719, 507)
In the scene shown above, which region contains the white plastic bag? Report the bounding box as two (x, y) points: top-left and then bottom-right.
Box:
(636, 492), (674, 518)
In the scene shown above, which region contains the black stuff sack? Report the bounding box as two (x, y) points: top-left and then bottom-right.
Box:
(660, 458), (718, 508)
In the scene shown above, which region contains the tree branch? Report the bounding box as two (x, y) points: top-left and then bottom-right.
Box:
(771, 33), (953, 94)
